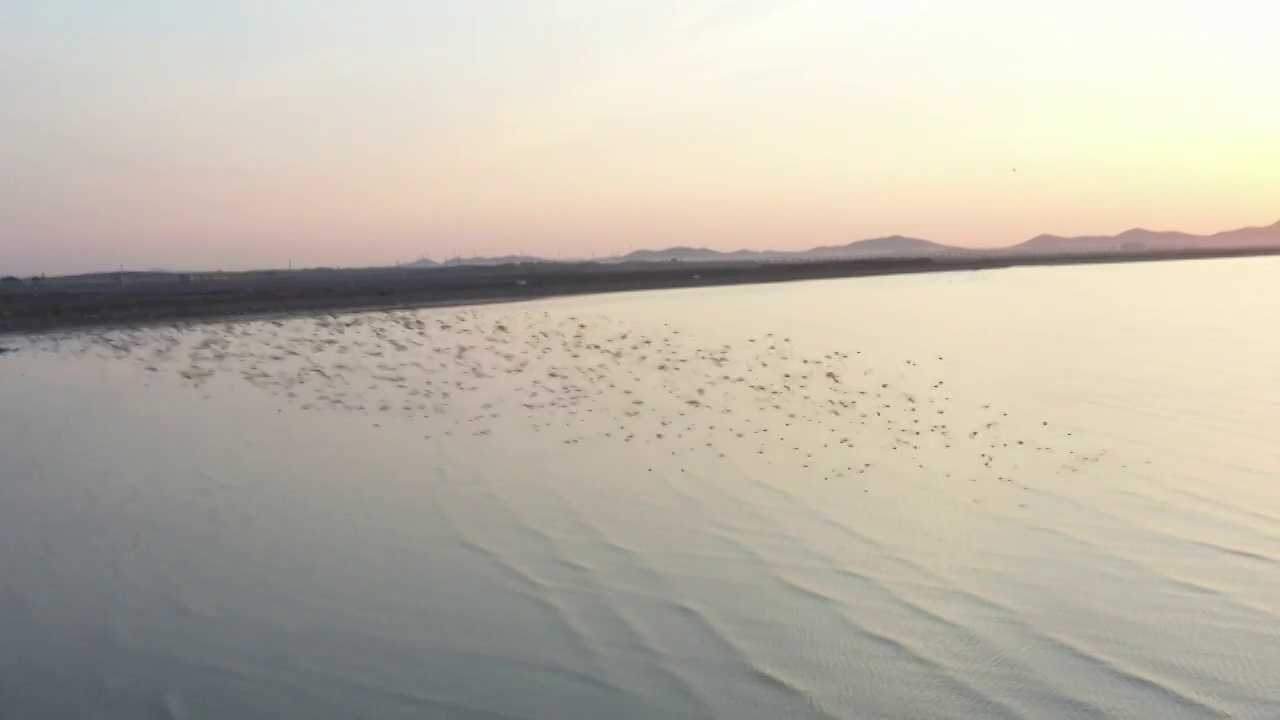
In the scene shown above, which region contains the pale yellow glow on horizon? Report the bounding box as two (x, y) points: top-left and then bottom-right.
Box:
(2, 1), (1278, 273)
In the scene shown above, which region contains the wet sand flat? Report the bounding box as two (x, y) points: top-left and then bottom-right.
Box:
(5, 246), (1280, 337)
(1, 257), (1278, 719)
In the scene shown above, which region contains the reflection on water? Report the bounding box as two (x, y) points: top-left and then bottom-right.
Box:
(2, 257), (1278, 719)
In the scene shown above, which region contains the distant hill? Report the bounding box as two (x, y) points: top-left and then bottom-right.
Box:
(1206, 219), (1280, 247)
(800, 236), (953, 258)
(619, 247), (764, 263)
(1012, 220), (1280, 252)
(401, 219), (1280, 267)
(618, 236), (956, 263)
(443, 255), (544, 267)
(402, 255), (544, 268)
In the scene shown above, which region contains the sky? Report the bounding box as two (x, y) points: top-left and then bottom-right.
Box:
(2, 0), (1279, 275)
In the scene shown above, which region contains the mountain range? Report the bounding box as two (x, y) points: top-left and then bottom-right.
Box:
(403, 254), (544, 268)
(403, 219), (1280, 267)
(1015, 220), (1280, 252)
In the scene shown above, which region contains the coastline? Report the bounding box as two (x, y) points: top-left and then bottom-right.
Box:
(3, 245), (1277, 337)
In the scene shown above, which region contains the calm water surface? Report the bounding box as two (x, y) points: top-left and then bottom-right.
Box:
(2, 258), (1278, 719)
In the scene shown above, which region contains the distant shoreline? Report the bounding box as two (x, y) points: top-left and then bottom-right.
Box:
(3, 246), (1278, 337)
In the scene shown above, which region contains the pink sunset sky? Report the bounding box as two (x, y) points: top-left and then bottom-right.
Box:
(3, 1), (1279, 275)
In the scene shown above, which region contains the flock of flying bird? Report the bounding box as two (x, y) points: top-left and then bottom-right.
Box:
(20, 306), (1118, 489)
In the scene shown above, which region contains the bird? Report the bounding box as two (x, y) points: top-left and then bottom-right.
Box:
(27, 295), (1128, 498)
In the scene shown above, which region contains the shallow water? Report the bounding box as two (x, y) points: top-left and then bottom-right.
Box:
(2, 257), (1278, 719)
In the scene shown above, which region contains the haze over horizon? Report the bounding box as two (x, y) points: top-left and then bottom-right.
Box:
(4, 1), (1279, 276)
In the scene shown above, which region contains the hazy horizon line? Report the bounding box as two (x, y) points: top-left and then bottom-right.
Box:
(9, 215), (1277, 279)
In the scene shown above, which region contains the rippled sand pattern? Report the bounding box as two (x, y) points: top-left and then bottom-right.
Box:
(2, 258), (1278, 719)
